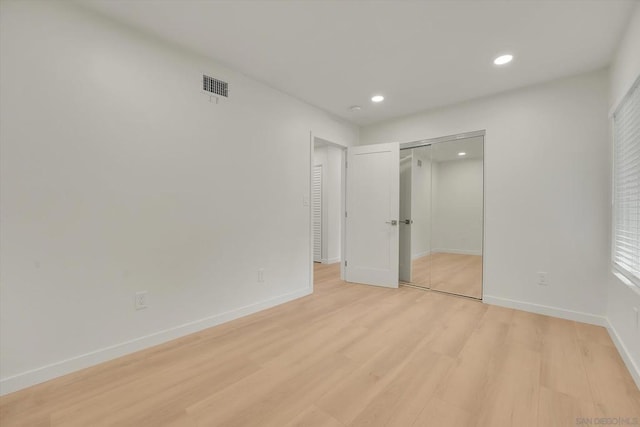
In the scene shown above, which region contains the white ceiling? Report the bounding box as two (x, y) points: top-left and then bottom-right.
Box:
(80, 0), (637, 126)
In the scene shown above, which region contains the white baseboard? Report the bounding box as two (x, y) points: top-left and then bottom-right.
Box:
(432, 248), (483, 256)
(606, 319), (640, 390)
(322, 257), (341, 264)
(483, 295), (607, 326)
(0, 287), (312, 396)
(412, 250), (431, 260)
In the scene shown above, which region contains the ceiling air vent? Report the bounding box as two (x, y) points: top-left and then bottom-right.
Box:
(203, 74), (228, 98)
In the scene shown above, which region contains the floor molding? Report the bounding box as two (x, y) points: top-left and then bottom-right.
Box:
(483, 295), (607, 326)
(431, 248), (483, 256)
(0, 287), (312, 396)
(411, 250), (431, 260)
(606, 319), (640, 390)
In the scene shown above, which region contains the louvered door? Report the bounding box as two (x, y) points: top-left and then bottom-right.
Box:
(312, 165), (323, 262)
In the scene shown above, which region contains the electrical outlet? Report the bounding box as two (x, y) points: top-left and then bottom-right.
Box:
(258, 268), (264, 283)
(135, 291), (148, 310)
(537, 272), (548, 286)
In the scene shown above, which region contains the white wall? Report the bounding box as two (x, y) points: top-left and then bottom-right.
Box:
(610, 5), (640, 111)
(607, 4), (640, 388)
(361, 69), (610, 324)
(432, 159), (483, 255)
(313, 144), (342, 263)
(0, 0), (357, 394)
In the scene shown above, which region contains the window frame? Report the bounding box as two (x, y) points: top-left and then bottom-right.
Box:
(611, 74), (640, 290)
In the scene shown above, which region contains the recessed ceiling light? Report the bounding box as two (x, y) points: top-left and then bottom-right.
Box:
(371, 95), (384, 103)
(458, 152), (467, 156)
(493, 54), (513, 65)
(348, 105), (362, 112)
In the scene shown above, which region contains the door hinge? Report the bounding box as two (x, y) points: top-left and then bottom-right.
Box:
(345, 260), (348, 267)
(345, 211), (348, 218)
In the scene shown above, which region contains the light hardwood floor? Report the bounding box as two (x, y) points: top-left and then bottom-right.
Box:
(1, 263), (638, 426)
(410, 253), (483, 299)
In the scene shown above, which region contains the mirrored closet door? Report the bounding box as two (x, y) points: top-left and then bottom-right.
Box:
(399, 134), (484, 299)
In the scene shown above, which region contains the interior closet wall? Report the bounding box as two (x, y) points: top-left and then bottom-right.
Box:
(432, 159), (483, 255)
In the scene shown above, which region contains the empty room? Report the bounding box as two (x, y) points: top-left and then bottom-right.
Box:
(1, 0), (640, 426)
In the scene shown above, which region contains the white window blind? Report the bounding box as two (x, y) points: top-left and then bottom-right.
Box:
(613, 75), (640, 287)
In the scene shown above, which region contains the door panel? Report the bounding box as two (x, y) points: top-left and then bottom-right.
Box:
(399, 155), (412, 282)
(430, 137), (484, 299)
(345, 142), (399, 288)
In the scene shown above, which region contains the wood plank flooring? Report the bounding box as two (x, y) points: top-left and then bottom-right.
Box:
(411, 253), (483, 299)
(1, 262), (638, 426)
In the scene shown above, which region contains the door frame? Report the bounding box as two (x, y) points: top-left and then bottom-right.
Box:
(309, 132), (348, 290)
(399, 153), (413, 283)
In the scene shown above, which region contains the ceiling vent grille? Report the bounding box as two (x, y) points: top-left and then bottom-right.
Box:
(203, 75), (228, 98)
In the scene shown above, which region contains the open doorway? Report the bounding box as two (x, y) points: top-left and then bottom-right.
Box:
(310, 135), (346, 289)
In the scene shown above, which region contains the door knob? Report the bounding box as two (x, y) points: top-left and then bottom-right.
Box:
(385, 220), (398, 226)
(402, 219), (413, 225)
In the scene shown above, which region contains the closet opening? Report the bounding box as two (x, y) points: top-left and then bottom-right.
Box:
(399, 131), (484, 299)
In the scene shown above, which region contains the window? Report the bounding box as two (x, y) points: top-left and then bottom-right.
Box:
(612, 75), (640, 288)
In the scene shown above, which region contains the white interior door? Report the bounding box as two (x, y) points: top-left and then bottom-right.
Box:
(312, 165), (322, 262)
(345, 142), (399, 288)
(399, 155), (412, 282)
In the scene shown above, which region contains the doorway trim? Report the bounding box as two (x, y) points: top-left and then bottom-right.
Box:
(309, 132), (348, 290)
